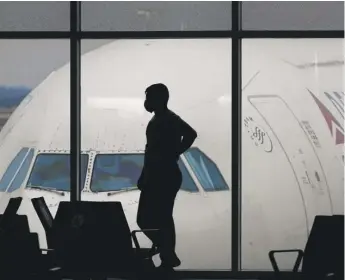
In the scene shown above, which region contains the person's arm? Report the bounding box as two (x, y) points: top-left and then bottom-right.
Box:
(178, 117), (197, 155)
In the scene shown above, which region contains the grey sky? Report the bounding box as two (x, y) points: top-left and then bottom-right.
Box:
(0, 2), (343, 31)
(0, 1), (343, 88)
(0, 39), (114, 88)
(82, 1), (344, 31)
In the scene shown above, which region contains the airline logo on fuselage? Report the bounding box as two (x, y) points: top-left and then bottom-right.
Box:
(244, 116), (273, 152)
(309, 90), (344, 145)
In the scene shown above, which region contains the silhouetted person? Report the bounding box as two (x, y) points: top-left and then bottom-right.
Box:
(136, 83), (197, 269)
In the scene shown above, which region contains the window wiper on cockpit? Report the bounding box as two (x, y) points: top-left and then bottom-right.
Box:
(107, 186), (138, 196)
(26, 185), (65, 196)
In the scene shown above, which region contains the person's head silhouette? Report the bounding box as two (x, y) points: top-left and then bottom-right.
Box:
(144, 83), (169, 114)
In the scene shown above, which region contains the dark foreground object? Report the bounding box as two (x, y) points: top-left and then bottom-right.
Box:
(0, 197), (177, 280)
(1, 197), (342, 280)
(269, 215), (344, 280)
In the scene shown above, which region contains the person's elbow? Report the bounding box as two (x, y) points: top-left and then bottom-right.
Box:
(187, 129), (197, 143)
(191, 129), (197, 140)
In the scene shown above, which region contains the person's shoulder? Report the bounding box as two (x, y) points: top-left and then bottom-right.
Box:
(167, 111), (186, 130)
(167, 110), (181, 121)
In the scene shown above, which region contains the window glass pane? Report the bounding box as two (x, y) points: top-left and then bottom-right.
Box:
(242, 38), (344, 270)
(0, 39), (70, 252)
(0, 2), (69, 31)
(7, 148), (35, 193)
(91, 154), (143, 192)
(82, 2), (232, 31)
(0, 147), (31, 191)
(242, 1), (344, 30)
(90, 154), (198, 193)
(81, 39), (232, 270)
(178, 157), (198, 193)
(185, 148), (229, 191)
(27, 154), (89, 192)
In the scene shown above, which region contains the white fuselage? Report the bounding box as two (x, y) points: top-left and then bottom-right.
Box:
(0, 39), (343, 271)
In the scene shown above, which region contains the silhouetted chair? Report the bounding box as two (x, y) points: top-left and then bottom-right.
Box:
(0, 213), (30, 232)
(38, 200), (159, 280)
(331, 215), (344, 280)
(269, 215), (344, 280)
(31, 196), (54, 247)
(0, 197), (22, 231)
(0, 197), (44, 279)
(0, 218), (42, 279)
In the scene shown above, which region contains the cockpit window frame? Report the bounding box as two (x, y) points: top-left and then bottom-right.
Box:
(0, 147), (35, 193)
(26, 151), (90, 192)
(183, 147), (230, 192)
(89, 152), (199, 193)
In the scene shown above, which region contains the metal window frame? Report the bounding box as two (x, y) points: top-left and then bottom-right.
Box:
(70, 1), (81, 203)
(0, 30), (343, 39)
(0, 1), (343, 278)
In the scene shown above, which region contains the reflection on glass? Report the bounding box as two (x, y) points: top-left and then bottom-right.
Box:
(27, 154), (89, 192)
(0, 147), (35, 192)
(185, 147), (229, 191)
(90, 153), (198, 192)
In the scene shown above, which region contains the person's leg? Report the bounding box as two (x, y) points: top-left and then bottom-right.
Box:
(137, 168), (182, 267)
(136, 189), (161, 246)
(159, 168), (182, 267)
(159, 188), (180, 267)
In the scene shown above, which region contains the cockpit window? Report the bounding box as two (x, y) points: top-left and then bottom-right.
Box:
(184, 147), (229, 191)
(0, 148), (35, 192)
(90, 154), (198, 192)
(26, 154), (89, 192)
(178, 159), (199, 192)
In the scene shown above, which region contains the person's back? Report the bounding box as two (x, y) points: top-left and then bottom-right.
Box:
(144, 109), (183, 185)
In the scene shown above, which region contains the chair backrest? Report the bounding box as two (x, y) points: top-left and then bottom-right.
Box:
(51, 201), (134, 273)
(332, 215), (344, 279)
(31, 197), (53, 232)
(302, 215), (340, 279)
(0, 214), (30, 233)
(0, 197), (22, 230)
(0, 218), (41, 274)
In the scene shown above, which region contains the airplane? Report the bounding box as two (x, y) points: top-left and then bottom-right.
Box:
(0, 38), (343, 271)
